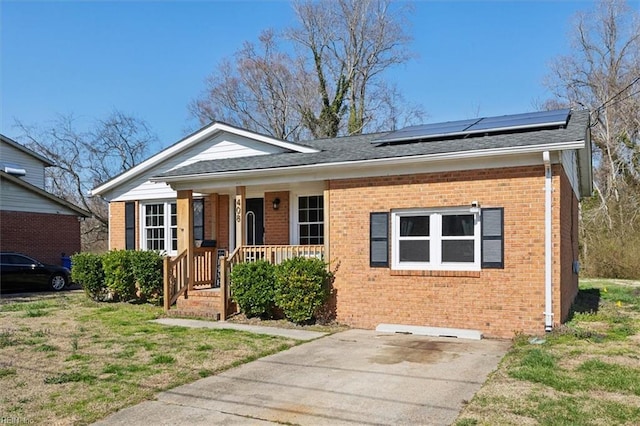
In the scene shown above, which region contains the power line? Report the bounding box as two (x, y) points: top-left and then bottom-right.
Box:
(594, 75), (640, 112)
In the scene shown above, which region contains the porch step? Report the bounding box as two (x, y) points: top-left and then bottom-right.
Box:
(172, 288), (223, 320)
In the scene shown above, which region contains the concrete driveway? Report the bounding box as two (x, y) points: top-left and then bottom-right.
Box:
(95, 329), (509, 425)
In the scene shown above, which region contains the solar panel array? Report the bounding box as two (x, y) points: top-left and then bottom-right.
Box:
(374, 109), (571, 144)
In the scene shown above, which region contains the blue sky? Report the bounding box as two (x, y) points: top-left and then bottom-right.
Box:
(1, 0), (615, 151)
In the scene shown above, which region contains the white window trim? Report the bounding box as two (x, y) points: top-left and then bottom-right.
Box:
(391, 207), (481, 271)
(290, 192), (325, 245)
(140, 200), (177, 256)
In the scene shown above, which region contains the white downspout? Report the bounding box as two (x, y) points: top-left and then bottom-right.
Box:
(543, 151), (553, 332)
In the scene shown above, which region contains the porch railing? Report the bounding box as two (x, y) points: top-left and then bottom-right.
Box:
(193, 247), (217, 289)
(228, 245), (324, 268)
(164, 245), (324, 315)
(163, 247), (217, 311)
(163, 249), (188, 311)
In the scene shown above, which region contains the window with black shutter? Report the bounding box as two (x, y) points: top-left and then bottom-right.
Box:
(125, 202), (135, 250)
(370, 212), (389, 267)
(481, 207), (504, 268)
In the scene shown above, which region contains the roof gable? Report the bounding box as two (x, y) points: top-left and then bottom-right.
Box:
(0, 134), (54, 166)
(91, 122), (318, 197)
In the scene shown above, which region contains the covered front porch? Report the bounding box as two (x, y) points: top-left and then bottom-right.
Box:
(162, 182), (330, 319)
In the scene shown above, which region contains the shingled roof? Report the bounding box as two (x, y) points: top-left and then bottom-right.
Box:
(156, 110), (589, 180)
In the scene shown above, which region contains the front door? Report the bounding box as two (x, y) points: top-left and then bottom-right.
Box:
(245, 198), (264, 245)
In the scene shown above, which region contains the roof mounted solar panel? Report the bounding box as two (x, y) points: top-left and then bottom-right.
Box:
(374, 118), (480, 143)
(374, 109), (571, 145)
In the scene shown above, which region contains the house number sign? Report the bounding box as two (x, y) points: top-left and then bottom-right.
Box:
(235, 199), (242, 223)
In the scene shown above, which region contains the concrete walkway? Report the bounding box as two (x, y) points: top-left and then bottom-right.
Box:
(152, 318), (327, 340)
(95, 329), (510, 426)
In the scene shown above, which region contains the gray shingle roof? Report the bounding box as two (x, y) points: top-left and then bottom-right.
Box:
(157, 110), (589, 179)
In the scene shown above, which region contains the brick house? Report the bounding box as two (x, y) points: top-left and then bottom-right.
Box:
(0, 134), (90, 265)
(91, 109), (592, 338)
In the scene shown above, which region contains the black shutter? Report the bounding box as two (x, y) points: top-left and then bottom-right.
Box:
(481, 207), (504, 268)
(125, 202), (135, 250)
(193, 199), (205, 241)
(370, 212), (389, 267)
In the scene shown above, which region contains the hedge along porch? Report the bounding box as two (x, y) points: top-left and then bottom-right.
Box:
(94, 109), (592, 338)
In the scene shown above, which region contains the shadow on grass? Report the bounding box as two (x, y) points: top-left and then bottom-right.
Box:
(566, 288), (601, 321)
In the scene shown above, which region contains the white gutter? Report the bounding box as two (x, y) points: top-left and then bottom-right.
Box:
(543, 151), (553, 332)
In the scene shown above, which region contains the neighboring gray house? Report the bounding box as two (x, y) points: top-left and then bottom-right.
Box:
(0, 134), (89, 264)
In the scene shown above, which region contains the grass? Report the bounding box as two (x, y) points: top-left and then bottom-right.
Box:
(456, 278), (640, 425)
(0, 292), (298, 425)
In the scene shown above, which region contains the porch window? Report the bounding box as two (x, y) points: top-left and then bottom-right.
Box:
(298, 195), (324, 244)
(391, 207), (480, 271)
(141, 202), (177, 254)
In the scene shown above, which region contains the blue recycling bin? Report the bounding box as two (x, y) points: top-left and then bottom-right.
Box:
(61, 256), (72, 270)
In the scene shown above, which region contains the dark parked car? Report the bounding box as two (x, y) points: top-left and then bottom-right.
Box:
(0, 252), (70, 293)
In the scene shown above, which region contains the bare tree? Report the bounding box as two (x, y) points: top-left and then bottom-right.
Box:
(190, 30), (305, 141)
(545, 0), (640, 277)
(15, 111), (157, 251)
(546, 0), (640, 199)
(191, 0), (419, 141)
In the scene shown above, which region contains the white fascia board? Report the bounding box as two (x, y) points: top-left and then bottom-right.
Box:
(157, 140), (586, 190)
(90, 123), (317, 197)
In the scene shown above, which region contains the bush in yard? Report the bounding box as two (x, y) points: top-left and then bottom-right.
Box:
(131, 250), (163, 302)
(102, 250), (136, 301)
(230, 260), (276, 318)
(71, 253), (106, 301)
(274, 257), (332, 324)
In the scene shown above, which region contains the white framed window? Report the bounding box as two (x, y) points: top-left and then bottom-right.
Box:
(297, 195), (324, 245)
(391, 207), (480, 271)
(141, 201), (177, 255)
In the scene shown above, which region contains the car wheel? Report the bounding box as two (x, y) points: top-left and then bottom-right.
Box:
(50, 274), (67, 291)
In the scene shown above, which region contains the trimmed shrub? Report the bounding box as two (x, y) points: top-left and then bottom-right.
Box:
(71, 253), (106, 301)
(102, 250), (136, 301)
(230, 260), (276, 318)
(131, 250), (163, 302)
(274, 257), (332, 324)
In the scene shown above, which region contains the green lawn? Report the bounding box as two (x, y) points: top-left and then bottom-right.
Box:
(0, 292), (297, 425)
(456, 278), (640, 425)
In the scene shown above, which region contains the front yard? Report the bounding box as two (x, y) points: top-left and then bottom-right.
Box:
(456, 278), (640, 425)
(0, 292), (297, 425)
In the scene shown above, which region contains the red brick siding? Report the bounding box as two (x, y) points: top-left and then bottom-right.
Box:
(217, 195), (230, 250)
(203, 195), (213, 240)
(109, 201), (139, 250)
(328, 165), (562, 338)
(556, 166), (579, 323)
(0, 211), (82, 265)
(264, 191), (290, 245)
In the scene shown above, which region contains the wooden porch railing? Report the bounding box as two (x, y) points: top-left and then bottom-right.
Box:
(163, 247), (218, 311)
(193, 247), (217, 289)
(163, 249), (188, 311)
(164, 245), (324, 315)
(228, 245), (325, 268)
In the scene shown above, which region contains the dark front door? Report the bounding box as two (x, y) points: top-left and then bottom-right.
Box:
(245, 198), (264, 245)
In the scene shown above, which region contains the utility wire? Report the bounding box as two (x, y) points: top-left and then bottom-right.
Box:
(594, 75), (640, 112)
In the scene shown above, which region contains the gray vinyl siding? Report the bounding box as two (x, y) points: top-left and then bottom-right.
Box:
(0, 142), (47, 189)
(0, 179), (79, 215)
